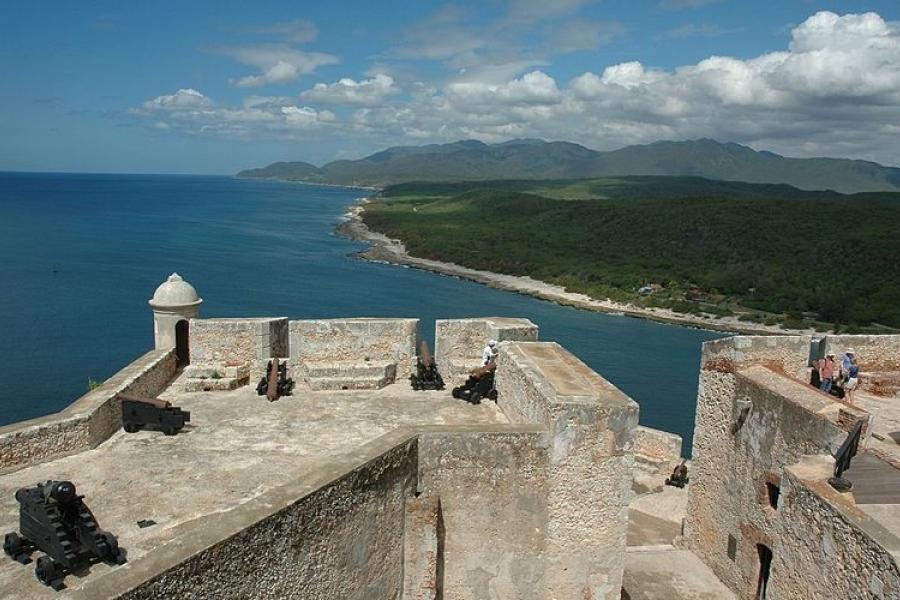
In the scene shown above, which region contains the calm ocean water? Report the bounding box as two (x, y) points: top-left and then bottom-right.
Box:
(0, 172), (721, 451)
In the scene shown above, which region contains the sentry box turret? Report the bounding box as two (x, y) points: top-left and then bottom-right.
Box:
(118, 394), (190, 435)
(3, 481), (126, 590)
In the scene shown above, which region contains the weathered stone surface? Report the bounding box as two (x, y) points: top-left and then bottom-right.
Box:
(190, 317), (288, 366)
(290, 318), (419, 381)
(684, 334), (899, 600)
(495, 341), (639, 600)
(434, 317), (537, 385)
(403, 496), (443, 600)
(772, 456), (900, 600)
(633, 425), (683, 478)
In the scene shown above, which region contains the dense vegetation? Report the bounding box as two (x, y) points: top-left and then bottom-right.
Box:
(238, 138), (900, 194)
(363, 177), (900, 331)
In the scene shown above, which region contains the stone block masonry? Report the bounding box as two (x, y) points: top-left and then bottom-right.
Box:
(289, 318), (419, 381)
(434, 317), (538, 385)
(189, 317), (288, 366)
(495, 341), (639, 600)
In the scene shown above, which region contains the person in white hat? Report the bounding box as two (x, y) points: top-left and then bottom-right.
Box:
(841, 349), (856, 378)
(482, 339), (498, 366)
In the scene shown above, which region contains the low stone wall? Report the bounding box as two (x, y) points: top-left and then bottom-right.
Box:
(289, 318), (419, 380)
(823, 334), (900, 372)
(189, 317), (288, 366)
(434, 317), (538, 385)
(633, 425), (683, 478)
(74, 432), (418, 600)
(773, 456), (900, 600)
(0, 349), (176, 473)
(701, 335), (812, 379)
(494, 341), (639, 600)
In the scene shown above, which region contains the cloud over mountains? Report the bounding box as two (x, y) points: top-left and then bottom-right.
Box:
(134, 10), (900, 166)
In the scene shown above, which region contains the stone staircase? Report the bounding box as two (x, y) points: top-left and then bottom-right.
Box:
(300, 360), (397, 391)
(180, 364), (250, 392)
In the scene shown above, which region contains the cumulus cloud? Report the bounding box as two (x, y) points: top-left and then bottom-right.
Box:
(134, 90), (332, 138)
(300, 74), (399, 106)
(136, 12), (900, 166)
(217, 44), (338, 87)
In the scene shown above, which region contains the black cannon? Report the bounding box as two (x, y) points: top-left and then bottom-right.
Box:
(119, 394), (190, 435)
(451, 364), (498, 404)
(256, 358), (294, 401)
(410, 341), (445, 391)
(3, 481), (126, 590)
(665, 460), (689, 488)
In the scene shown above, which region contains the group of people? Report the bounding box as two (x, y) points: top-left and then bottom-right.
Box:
(814, 348), (861, 402)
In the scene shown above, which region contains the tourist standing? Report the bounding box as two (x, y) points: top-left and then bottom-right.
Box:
(844, 357), (861, 403)
(819, 353), (836, 393)
(482, 339), (498, 366)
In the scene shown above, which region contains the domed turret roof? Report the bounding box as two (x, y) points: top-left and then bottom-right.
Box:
(149, 273), (202, 308)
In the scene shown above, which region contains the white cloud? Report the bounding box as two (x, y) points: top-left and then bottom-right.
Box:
(135, 12), (900, 166)
(301, 74), (399, 106)
(546, 19), (626, 52)
(142, 88), (213, 110)
(217, 44), (339, 87)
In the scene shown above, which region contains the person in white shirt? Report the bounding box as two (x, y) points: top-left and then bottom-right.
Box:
(482, 339), (498, 366)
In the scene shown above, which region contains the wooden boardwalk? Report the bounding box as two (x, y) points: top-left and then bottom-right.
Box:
(846, 452), (900, 505)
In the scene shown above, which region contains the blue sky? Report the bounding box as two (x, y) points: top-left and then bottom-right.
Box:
(2, 1), (899, 174)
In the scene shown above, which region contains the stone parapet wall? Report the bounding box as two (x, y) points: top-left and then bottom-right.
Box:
(823, 334), (900, 372)
(434, 317), (538, 385)
(189, 318), (288, 366)
(289, 318), (419, 380)
(494, 341), (639, 600)
(701, 335), (812, 379)
(633, 426), (683, 477)
(0, 349), (176, 473)
(74, 432), (419, 600)
(773, 456), (900, 600)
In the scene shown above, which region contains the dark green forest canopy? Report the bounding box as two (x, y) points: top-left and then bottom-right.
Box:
(364, 177), (900, 330)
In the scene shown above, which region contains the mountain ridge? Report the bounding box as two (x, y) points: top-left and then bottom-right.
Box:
(237, 138), (900, 194)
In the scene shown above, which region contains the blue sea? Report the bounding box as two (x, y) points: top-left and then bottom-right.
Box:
(0, 172), (721, 452)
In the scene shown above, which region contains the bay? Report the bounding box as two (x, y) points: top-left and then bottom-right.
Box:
(0, 172), (721, 451)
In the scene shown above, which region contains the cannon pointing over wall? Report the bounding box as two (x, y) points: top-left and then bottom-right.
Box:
(410, 341), (445, 391)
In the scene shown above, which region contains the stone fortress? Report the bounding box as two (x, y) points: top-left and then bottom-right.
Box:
(0, 273), (897, 599)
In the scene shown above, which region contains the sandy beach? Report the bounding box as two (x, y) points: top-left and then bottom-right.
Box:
(337, 198), (814, 336)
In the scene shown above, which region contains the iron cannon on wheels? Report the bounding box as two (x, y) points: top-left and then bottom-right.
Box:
(410, 341), (445, 391)
(118, 394), (190, 435)
(256, 358), (294, 401)
(3, 480), (126, 590)
(452, 363), (498, 404)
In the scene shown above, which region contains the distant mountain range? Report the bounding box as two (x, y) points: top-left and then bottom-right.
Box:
(237, 138), (900, 194)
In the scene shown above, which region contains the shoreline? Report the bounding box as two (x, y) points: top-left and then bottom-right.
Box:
(337, 197), (814, 337)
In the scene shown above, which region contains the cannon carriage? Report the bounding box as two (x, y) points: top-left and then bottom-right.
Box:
(410, 341), (445, 391)
(451, 363), (498, 404)
(256, 358), (294, 401)
(3, 481), (126, 590)
(119, 394), (190, 435)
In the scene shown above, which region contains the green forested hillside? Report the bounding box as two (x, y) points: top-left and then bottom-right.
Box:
(362, 178), (900, 330)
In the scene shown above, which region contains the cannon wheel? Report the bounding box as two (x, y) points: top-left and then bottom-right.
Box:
(100, 531), (125, 564)
(3, 532), (22, 558)
(123, 423), (140, 433)
(35, 556), (64, 590)
(163, 425), (177, 436)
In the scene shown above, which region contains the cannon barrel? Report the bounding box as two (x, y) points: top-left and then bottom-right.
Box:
(266, 358), (280, 401)
(419, 341), (434, 367)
